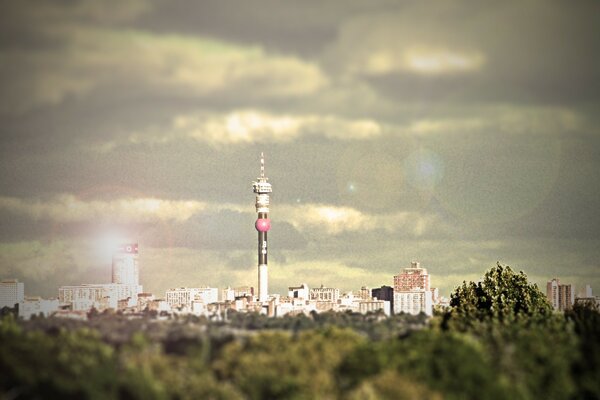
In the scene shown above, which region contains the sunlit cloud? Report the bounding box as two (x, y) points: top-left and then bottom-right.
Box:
(278, 203), (438, 236)
(347, 46), (485, 77)
(179, 110), (381, 144)
(0, 195), (207, 223)
(96, 110), (382, 150)
(0, 195), (439, 239)
(401, 106), (585, 135)
(403, 48), (485, 75)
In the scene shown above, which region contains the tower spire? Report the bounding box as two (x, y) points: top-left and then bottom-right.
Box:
(260, 152), (265, 179)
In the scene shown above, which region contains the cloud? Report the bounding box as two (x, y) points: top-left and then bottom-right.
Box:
(400, 106), (585, 136)
(0, 195), (206, 223)
(355, 47), (485, 76)
(278, 203), (438, 236)
(98, 110), (382, 149)
(0, 27), (328, 115)
(0, 194), (441, 240)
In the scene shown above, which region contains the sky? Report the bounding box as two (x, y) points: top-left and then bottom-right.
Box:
(0, 0), (599, 299)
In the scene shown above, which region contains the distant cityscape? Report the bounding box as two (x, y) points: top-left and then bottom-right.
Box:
(1, 154), (598, 320)
(0, 249), (597, 322)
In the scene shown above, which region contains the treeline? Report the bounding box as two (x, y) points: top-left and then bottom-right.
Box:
(0, 264), (599, 399)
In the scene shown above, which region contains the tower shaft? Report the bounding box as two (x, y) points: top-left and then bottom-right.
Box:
(253, 153), (272, 303)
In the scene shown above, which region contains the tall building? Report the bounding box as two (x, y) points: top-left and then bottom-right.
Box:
(0, 279), (24, 309)
(59, 243), (143, 312)
(547, 278), (575, 311)
(372, 285), (394, 311)
(112, 243), (139, 286)
(547, 278), (559, 309)
(393, 262), (433, 316)
(252, 152), (272, 303)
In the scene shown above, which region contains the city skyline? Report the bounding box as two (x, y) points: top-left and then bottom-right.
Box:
(0, 1), (599, 299)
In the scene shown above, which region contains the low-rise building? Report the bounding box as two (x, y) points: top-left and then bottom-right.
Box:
(20, 297), (60, 320)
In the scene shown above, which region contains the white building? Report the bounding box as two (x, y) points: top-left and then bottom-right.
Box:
(393, 262), (433, 316)
(166, 287), (218, 309)
(111, 243), (142, 306)
(20, 297), (60, 320)
(310, 285), (340, 302)
(359, 300), (391, 316)
(0, 279), (24, 309)
(112, 244), (139, 285)
(288, 283), (309, 300)
(58, 283), (138, 311)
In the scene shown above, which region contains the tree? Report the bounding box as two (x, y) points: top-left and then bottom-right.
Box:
(446, 263), (552, 327)
(442, 263), (577, 400)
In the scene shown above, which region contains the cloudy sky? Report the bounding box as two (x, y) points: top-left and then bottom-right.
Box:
(1, 0), (599, 299)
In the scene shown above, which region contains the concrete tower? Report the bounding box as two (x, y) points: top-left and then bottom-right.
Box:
(252, 153), (272, 303)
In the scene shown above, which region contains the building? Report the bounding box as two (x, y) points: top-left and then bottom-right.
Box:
(20, 297), (60, 320)
(233, 286), (254, 298)
(0, 279), (24, 309)
(112, 243), (142, 305)
(59, 283), (138, 311)
(359, 299), (391, 316)
(393, 262), (433, 316)
(578, 284), (593, 299)
(547, 279), (559, 309)
(547, 278), (575, 311)
(165, 287), (218, 309)
(288, 284), (309, 300)
(372, 285), (394, 311)
(252, 152), (273, 303)
(359, 286), (371, 300)
(310, 285), (340, 302)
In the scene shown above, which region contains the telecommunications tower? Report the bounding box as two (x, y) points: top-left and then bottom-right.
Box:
(252, 152), (272, 303)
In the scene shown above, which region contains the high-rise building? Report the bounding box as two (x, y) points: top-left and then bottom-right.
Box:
(547, 278), (575, 311)
(393, 262), (433, 316)
(252, 152), (272, 303)
(547, 278), (559, 309)
(372, 285), (394, 311)
(112, 243), (139, 286)
(0, 279), (24, 309)
(558, 284), (574, 311)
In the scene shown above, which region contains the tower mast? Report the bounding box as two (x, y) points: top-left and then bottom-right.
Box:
(252, 152), (272, 303)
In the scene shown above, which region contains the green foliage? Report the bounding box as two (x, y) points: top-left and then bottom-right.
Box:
(566, 301), (600, 399)
(213, 327), (363, 400)
(447, 263), (552, 328)
(0, 314), (119, 399)
(346, 369), (442, 400)
(339, 329), (510, 400)
(442, 263), (579, 400)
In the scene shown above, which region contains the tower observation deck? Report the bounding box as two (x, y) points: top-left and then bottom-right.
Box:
(252, 152), (272, 303)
